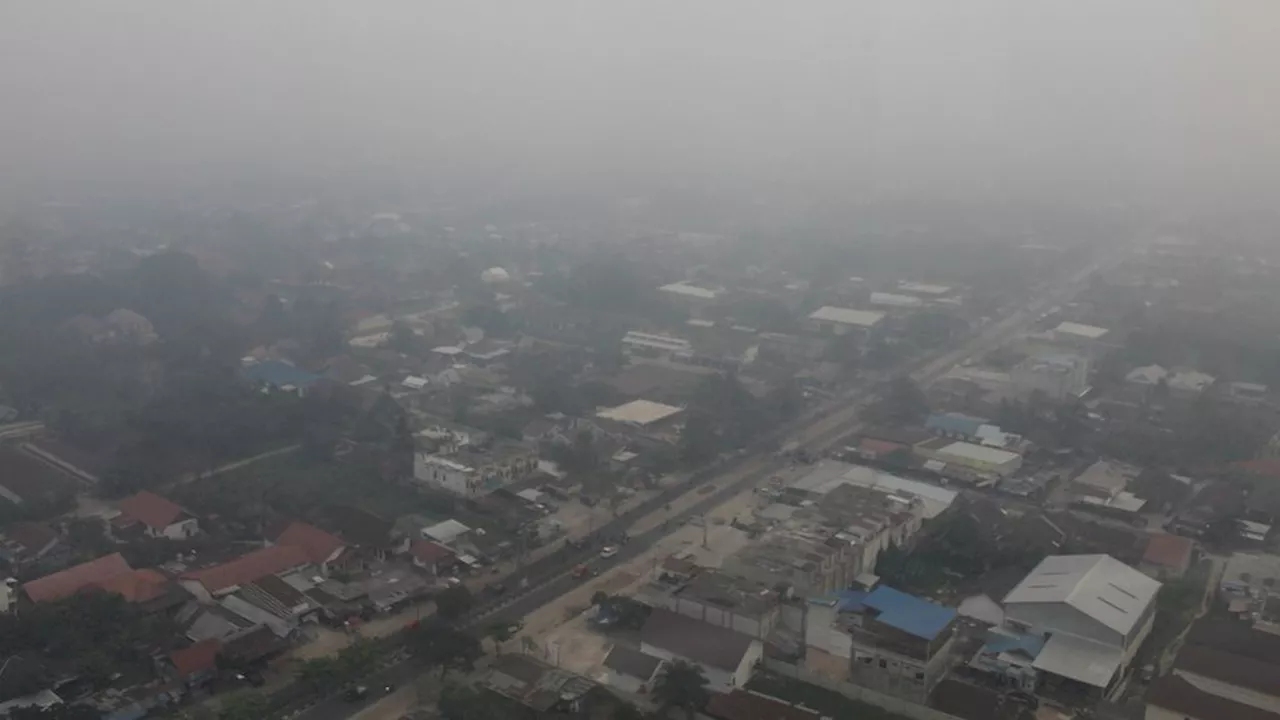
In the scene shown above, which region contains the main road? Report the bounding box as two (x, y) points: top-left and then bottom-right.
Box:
(283, 243), (1134, 720)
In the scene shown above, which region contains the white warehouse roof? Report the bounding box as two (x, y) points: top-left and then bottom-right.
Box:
(870, 292), (924, 308)
(659, 281), (720, 300)
(808, 306), (886, 328)
(1053, 321), (1109, 340)
(596, 399), (684, 426)
(1004, 554), (1160, 636)
(936, 441), (1020, 466)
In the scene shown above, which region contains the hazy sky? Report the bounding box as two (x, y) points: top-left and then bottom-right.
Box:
(1, 1), (1277, 207)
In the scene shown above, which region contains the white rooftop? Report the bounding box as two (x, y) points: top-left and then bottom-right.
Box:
(870, 292), (925, 308)
(1004, 554), (1160, 636)
(596, 399), (684, 427)
(1125, 364), (1167, 385)
(1032, 633), (1122, 688)
(935, 441), (1020, 466)
(402, 375), (428, 390)
(659, 281), (720, 300)
(791, 461), (957, 518)
(1053, 321), (1109, 340)
(808, 306), (886, 328)
(1168, 370), (1215, 393)
(898, 282), (953, 295)
(422, 519), (471, 543)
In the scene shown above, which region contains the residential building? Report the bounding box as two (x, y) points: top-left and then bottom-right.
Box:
(637, 571), (781, 640)
(271, 521), (348, 576)
(1228, 382), (1270, 406)
(659, 281), (722, 303)
(114, 491), (199, 539)
(757, 332), (827, 364)
(599, 645), (665, 694)
(0, 445), (82, 508)
(1010, 353), (1091, 401)
(843, 586), (959, 702)
(924, 413), (1020, 448)
(621, 330), (692, 360)
(1140, 534), (1195, 580)
(475, 654), (622, 717)
(179, 545), (311, 602)
(913, 438), (1023, 480)
(640, 608), (764, 692)
(1125, 365), (1216, 398)
(870, 292), (925, 310)
(1070, 461), (1138, 502)
(0, 522), (66, 574)
(407, 539), (457, 578)
(1051, 322), (1110, 349)
(806, 306), (885, 337)
(20, 552), (133, 604)
(412, 442), (538, 499)
(969, 627), (1044, 692)
(999, 554), (1160, 698)
(721, 482), (928, 596)
(1220, 552), (1280, 620)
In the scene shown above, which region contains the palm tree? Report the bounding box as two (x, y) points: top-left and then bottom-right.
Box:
(653, 661), (711, 720)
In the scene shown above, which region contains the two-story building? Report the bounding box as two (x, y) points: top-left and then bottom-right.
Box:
(842, 586), (959, 702)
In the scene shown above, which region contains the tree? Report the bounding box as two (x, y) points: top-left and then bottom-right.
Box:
(434, 585), (474, 624)
(653, 661), (710, 719)
(870, 376), (929, 425)
(296, 656), (341, 693)
(612, 703), (648, 720)
(485, 621), (517, 656)
(336, 635), (380, 679)
(217, 691), (268, 720)
(410, 623), (483, 679)
(437, 683), (513, 720)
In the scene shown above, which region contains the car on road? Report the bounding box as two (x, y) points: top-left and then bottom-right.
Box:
(599, 546), (618, 559)
(343, 686), (369, 701)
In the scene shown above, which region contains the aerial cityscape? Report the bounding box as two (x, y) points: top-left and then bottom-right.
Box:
(3, 3), (1280, 720)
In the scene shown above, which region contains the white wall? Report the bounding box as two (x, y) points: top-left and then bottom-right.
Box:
(160, 517), (200, 540)
(641, 639), (762, 693)
(1003, 602), (1122, 649)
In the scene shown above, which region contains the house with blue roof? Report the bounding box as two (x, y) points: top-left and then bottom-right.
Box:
(969, 627), (1044, 692)
(843, 585), (959, 702)
(241, 359), (323, 396)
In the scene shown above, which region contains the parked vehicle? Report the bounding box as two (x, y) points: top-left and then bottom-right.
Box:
(599, 546), (618, 559)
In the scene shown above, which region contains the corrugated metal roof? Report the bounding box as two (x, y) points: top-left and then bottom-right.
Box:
(861, 586), (956, 641)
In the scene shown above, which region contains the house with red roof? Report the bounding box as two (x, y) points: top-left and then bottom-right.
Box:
(179, 545), (310, 603)
(114, 491), (199, 540)
(271, 521), (350, 577)
(1140, 533), (1195, 580)
(407, 539), (457, 578)
(21, 553), (133, 604)
(19, 553), (181, 611)
(165, 639), (222, 690)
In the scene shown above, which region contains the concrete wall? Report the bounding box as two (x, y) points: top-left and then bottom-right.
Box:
(765, 659), (961, 720)
(1177, 670), (1280, 714)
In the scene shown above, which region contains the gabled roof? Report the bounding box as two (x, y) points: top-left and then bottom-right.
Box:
(641, 608), (755, 671)
(117, 491), (186, 529)
(3, 522), (60, 557)
(321, 505), (393, 548)
(861, 586), (957, 641)
(181, 545), (310, 595)
(1003, 554), (1160, 636)
(170, 639), (222, 677)
(22, 552), (132, 604)
(408, 539), (456, 567)
(97, 568), (171, 603)
(274, 521), (344, 564)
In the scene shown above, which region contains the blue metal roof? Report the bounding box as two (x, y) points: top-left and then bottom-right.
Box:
(925, 412), (985, 438)
(982, 629), (1045, 658)
(835, 589), (868, 612)
(862, 586), (957, 641)
(243, 360), (322, 388)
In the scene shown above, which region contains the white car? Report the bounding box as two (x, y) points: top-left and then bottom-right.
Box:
(599, 546), (618, 559)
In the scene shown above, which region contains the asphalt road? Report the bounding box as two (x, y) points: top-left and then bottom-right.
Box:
(284, 244), (1133, 720)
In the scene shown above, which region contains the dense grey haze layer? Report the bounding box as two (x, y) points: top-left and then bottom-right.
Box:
(1, 1), (1277, 208)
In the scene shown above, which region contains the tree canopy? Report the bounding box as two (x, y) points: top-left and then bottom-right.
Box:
(653, 661), (711, 719)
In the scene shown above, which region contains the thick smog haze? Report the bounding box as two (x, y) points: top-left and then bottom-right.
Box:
(1, 1), (1277, 208)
